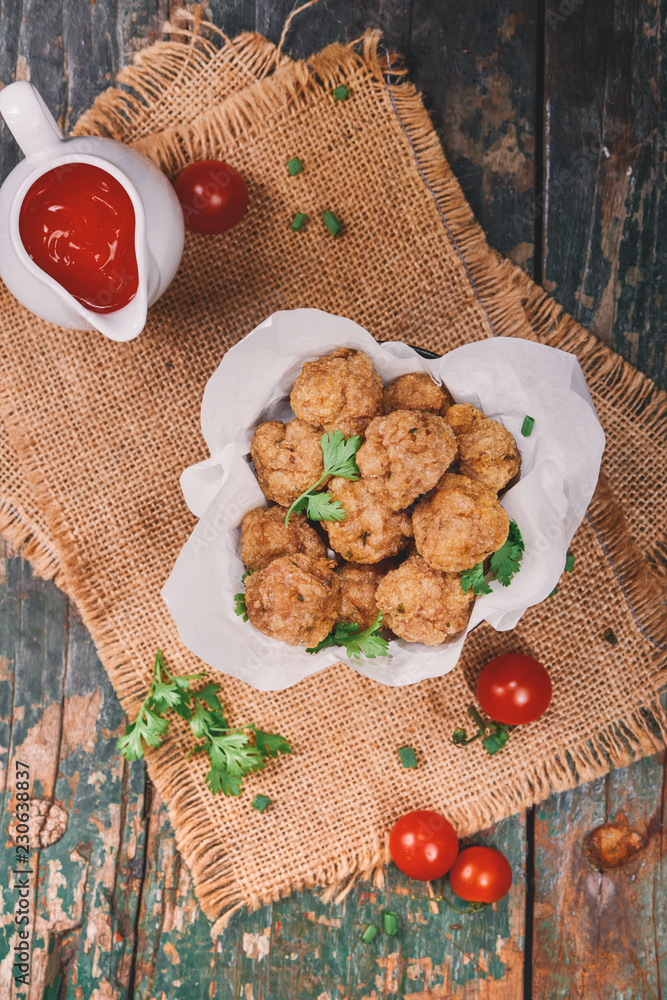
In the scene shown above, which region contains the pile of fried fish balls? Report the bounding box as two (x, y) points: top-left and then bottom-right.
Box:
(242, 348), (521, 648)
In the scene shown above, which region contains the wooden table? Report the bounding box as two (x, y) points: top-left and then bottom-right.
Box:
(1, 2), (665, 997)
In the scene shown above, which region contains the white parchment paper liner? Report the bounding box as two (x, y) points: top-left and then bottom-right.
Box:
(162, 309), (605, 690)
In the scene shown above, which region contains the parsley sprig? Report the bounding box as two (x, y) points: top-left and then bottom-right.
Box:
(459, 520), (524, 595)
(285, 430), (361, 526)
(117, 651), (291, 796)
(234, 569), (253, 621)
(306, 611), (389, 659)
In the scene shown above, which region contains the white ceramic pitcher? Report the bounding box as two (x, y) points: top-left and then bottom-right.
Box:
(0, 82), (185, 341)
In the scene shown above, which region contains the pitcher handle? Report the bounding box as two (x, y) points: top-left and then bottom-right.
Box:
(0, 81), (64, 159)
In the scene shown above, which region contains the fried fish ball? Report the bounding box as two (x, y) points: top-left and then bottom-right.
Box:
(412, 473), (509, 572)
(290, 348), (383, 437)
(356, 410), (458, 510)
(375, 554), (474, 645)
(382, 372), (454, 416)
(244, 554), (339, 646)
(240, 506), (327, 571)
(324, 478), (413, 563)
(336, 561), (392, 629)
(445, 403), (521, 493)
(250, 418), (326, 507)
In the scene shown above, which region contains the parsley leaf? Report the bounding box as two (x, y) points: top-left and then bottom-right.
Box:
(306, 611), (389, 660)
(285, 431), (361, 526)
(302, 492), (345, 522)
(117, 651), (292, 796)
(459, 520), (524, 594)
(320, 431), (361, 477)
(490, 520), (524, 586)
(459, 562), (492, 596)
(234, 591), (248, 621)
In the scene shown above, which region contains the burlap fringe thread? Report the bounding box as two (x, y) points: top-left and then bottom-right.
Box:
(1, 23), (665, 932)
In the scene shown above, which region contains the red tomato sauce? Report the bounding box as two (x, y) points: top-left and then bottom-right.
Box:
(18, 162), (139, 314)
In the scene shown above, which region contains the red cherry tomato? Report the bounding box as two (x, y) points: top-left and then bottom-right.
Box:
(477, 652), (552, 725)
(389, 810), (459, 881)
(448, 846), (512, 903)
(173, 160), (248, 234)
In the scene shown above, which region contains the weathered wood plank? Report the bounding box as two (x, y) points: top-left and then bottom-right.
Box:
(542, 0), (666, 388)
(532, 752), (667, 999)
(129, 789), (526, 1000)
(409, 0), (538, 275)
(0, 548), (147, 999)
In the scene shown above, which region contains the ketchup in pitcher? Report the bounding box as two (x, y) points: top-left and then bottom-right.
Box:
(18, 162), (139, 313)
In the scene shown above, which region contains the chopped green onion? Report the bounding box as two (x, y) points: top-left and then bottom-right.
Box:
(251, 795), (271, 812)
(521, 415), (535, 437)
(383, 911), (399, 937)
(605, 630), (619, 646)
(323, 211), (343, 237)
(287, 157), (303, 176)
(333, 84), (350, 101)
(565, 552), (575, 572)
(290, 211), (307, 231)
(361, 923), (378, 943)
(548, 586), (558, 597)
(398, 745), (418, 769)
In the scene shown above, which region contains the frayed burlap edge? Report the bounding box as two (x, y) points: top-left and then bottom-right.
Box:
(2, 31), (665, 931)
(0, 496), (66, 586)
(72, 10), (287, 142)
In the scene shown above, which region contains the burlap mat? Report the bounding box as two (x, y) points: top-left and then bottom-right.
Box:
(1, 22), (665, 929)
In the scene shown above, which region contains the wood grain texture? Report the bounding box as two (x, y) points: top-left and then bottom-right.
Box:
(542, 0), (666, 387)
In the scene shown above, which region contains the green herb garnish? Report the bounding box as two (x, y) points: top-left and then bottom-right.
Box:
(234, 568), (253, 620)
(290, 211), (307, 231)
(285, 430), (361, 525)
(287, 156), (303, 175)
(521, 415), (535, 437)
(117, 651), (291, 796)
(333, 84), (350, 101)
(452, 706), (514, 756)
(361, 924), (378, 943)
(252, 795), (272, 813)
(489, 520), (524, 586)
(398, 745), (418, 768)
(306, 611), (388, 660)
(605, 630), (619, 645)
(323, 210), (343, 237)
(565, 552), (575, 572)
(459, 520), (524, 594)
(459, 562), (492, 596)
(383, 911), (399, 937)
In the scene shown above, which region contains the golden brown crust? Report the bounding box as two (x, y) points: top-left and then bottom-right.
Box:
(244, 554), (339, 646)
(324, 477), (413, 563)
(250, 418), (326, 507)
(382, 372), (454, 415)
(375, 554), (474, 645)
(290, 348), (382, 437)
(240, 506), (327, 571)
(445, 403), (521, 493)
(336, 561), (392, 629)
(356, 410), (458, 510)
(412, 473), (509, 572)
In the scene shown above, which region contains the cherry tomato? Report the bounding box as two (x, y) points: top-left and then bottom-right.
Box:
(173, 160), (248, 234)
(389, 809), (459, 881)
(448, 845), (512, 903)
(477, 652), (552, 725)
